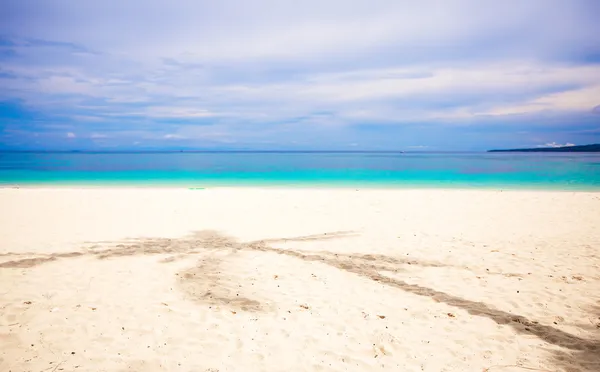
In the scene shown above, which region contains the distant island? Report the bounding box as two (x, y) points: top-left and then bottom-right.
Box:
(488, 144), (600, 153)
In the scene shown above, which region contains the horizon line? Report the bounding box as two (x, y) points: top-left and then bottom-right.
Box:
(0, 149), (499, 154)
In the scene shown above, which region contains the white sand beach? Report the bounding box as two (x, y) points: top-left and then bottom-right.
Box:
(1, 188), (599, 372)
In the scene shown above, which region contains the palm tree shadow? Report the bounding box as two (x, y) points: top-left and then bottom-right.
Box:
(546, 304), (600, 372)
(253, 243), (599, 349)
(2, 229), (598, 370)
(177, 255), (269, 312)
(549, 345), (600, 372)
(246, 238), (600, 371)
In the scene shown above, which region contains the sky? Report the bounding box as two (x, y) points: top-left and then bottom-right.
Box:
(1, 0), (599, 151)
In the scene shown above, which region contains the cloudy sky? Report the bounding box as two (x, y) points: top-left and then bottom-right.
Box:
(1, 0), (599, 151)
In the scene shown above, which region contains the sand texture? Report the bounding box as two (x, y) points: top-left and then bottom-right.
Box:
(1, 188), (599, 372)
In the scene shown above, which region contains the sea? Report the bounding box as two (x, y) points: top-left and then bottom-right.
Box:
(0, 151), (599, 190)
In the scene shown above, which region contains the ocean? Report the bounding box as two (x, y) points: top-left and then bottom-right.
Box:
(1, 151), (599, 190)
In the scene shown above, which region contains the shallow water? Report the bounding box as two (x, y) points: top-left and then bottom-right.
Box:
(1, 151), (599, 190)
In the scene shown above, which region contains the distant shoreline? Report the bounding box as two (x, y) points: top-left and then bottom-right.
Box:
(488, 144), (600, 153)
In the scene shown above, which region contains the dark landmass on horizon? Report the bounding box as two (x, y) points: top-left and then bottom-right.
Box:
(488, 144), (600, 153)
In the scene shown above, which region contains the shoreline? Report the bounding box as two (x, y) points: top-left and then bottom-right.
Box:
(2, 182), (600, 192)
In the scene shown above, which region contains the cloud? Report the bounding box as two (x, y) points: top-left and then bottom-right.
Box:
(1, 1), (600, 150)
(66, 132), (76, 138)
(4, 1), (599, 62)
(537, 142), (576, 148)
(163, 134), (185, 139)
(146, 107), (220, 119)
(479, 85), (600, 116)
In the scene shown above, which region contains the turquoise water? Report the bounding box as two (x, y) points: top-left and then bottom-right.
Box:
(1, 152), (599, 190)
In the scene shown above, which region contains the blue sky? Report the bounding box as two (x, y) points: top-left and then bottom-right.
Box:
(1, 0), (599, 151)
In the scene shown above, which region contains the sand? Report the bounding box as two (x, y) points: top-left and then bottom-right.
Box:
(0, 188), (599, 372)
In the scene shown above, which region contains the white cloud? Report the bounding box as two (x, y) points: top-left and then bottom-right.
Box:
(37, 76), (96, 95)
(4, 54), (600, 125)
(198, 63), (600, 122)
(6, 1), (598, 63)
(66, 132), (76, 138)
(476, 85), (600, 116)
(163, 134), (185, 139)
(146, 107), (220, 118)
(1, 0), (599, 144)
(295, 64), (600, 103)
(90, 133), (108, 138)
(537, 142), (576, 148)
(73, 115), (106, 122)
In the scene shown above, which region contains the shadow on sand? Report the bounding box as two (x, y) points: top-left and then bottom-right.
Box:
(2, 230), (598, 371)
